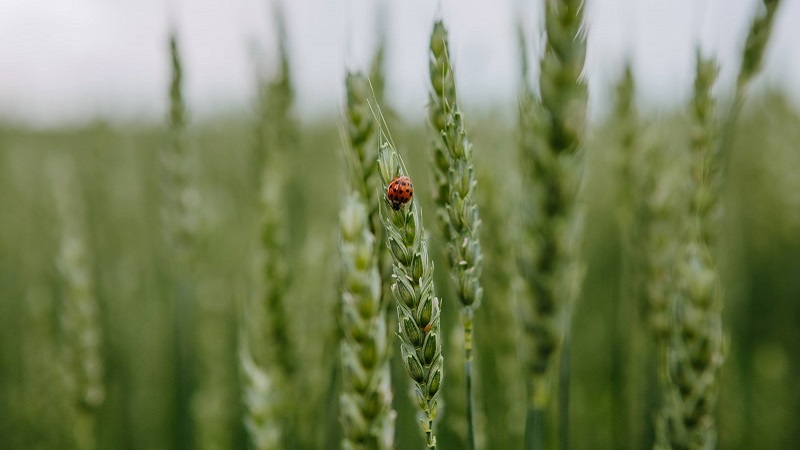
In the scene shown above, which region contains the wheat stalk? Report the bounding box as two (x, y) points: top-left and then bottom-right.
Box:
(238, 331), (282, 450)
(377, 135), (443, 449)
(239, 4), (298, 447)
(611, 62), (642, 450)
(162, 33), (199, 261)
(345, 72), (381, 230)
(238, 171), (292, 450)
(427, 19), (483, 450)
(476, 171), (526, 449)
(657, 5), (784, 448)
(656, 51), (724, 450)
(339, 194), (396, 450)
(337, 67), (396, 450)
(161, 32), (198, 450)
(719, 0), (783, 173)
(517, 0), (587, 448)
(51, 161), (105, 450)
(735, 0), (783, 106)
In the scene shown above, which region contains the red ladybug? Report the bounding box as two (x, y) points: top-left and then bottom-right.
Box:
(387, 175), (414, 210)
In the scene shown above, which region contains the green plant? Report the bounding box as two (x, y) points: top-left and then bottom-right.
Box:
(336, 69), (396, 450)
(658, 4), (784, 448)
(611, 62), (641, 450)
(339, 194), (395, 450)
(344, 72), (381, 230)
(239, 4), (298, 447)
(377, 136), (443, 449)
(656, 51), (724, 450)
(517, 0), (588, 448)
(735, 0), (783, 110)
(51, 161), (105, 450)
(162, 32), (197, 450)
(427, 19), (483, 450)
(238, 335), (281, 450)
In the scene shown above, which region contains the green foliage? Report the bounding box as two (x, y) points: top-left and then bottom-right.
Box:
(517, 7), (588, 449)
(0, 5), (797, 448)
(0, 96), (799, 450)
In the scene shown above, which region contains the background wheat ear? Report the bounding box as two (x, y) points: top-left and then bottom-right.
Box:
(656, 3), (784, 449)
(426, 18), (484, 450)
(49, 157), (105, 450)
(516, 0), (588, 449)
(161, 31), (199, 450)
(238, 3), (300, 448)
(338, 193), (395, 450)
(335, 69), (396, 450)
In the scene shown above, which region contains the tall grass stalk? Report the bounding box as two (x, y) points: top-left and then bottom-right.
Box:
(16, 287), (72, 450)
(517, 1), (588, 448)
(657, 51), (725, 450)
(733, 0), (782, 117)
(51, 161), (105, 450)
(718, 0), (783, 180)
(326, 64), (390, 448)
(192, 290), (233, 450)
(721, 2), (782, 446)
(238, 328), (281, 450)
(427, 20), (483, 450)
(377, 135), (443, 449)
(259, 0), (296, 387)
(336, 71), (395, 449)
(477, 172), (526, 450)
(239, 4), (297, 447)
(238, 124), (293, 450)
(345, 72), (381, 231)
(161, 32), (198, 450)
(611, 62), (638, 450)
(338, 194), (395, 450)
(659, 3), (783, 442)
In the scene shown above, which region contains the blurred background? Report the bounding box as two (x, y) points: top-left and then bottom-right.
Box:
(2, 0), (800, 125)
(1, 1), (798, 450)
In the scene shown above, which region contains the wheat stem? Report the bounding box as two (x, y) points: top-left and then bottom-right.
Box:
(240, 5), (298, 446)
(51, 161), (105, 450)
(427, 20), (483, 450)
(517, 0), (588, 448)
(162, 32), (196, 450)
(657, 50), (724, 450)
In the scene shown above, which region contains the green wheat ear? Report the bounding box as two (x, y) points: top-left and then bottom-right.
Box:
(658, 2), (784, 443)
(239, 3), (298, 448)
(50, 159), (105, 450)
(427, 18), (484, 450)
(338, 193), (395, 450)
(376, 133), (443, 450)
(161, 31), (199, 450)
(658, 50), (724, 450)
(517, 0), (588, 448)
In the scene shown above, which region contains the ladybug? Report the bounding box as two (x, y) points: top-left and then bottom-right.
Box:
(387, 175), (414, 210)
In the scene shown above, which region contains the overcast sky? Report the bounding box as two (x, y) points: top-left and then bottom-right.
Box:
(1, 0), (798, 127)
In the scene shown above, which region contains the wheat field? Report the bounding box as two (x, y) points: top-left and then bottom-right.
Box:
(1, 1), (798, 450)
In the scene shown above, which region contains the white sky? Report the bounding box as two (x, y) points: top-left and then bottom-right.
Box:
(0, 0), (798, 127)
